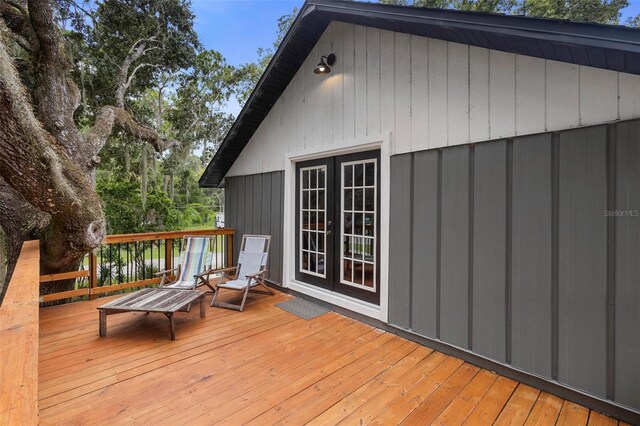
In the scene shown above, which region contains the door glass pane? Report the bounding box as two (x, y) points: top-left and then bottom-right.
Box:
(343, 260), (353, 282)
(365, 188), (374, 212)
(310, 190), (317, 210)
(354, 188), (363, 211)
(353, 262), (363, 285)
(354, 213), (364, 235)
(344, 165), (353, 187)
(364, 263), (374, 288)
(344, 213), (352, 234)
(310, 211), (317, 230)
(352, 236), (363, 260)
(310, 169), (317, 189)
(354, 164), (364, 187)
(343, 235), (351, 257)
(310, 253), (317, 273)
(365, 162), (375, 186)
(344, 189), (353, 211)
(365, 213), (375, 236)
(340, 159), (377, 292)
(364, 237), (374, 259)
(299, 165), (327, 278)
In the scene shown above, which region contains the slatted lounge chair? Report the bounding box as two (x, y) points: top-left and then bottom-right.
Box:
(210, 235), (273, 311)
(155, 235), (218, 294)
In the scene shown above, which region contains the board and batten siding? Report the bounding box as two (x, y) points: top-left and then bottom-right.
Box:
(388, 119), (640, 412)
(224, 172), (284, 284)
(226, 21), (640, 178)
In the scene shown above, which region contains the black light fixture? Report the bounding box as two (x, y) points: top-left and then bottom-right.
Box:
(314, 53), (336, 75)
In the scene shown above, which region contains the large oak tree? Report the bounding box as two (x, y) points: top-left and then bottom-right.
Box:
(0, 0), (198, 300)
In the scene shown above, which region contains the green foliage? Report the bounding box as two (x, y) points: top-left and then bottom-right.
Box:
(96, 177), (178, 234)
(168, 49), (238, 163)
(518, 0), (629, 23)
(85, 0), (199, 108)
(626, 14), (640, 26)
(379, 0), (637, 24)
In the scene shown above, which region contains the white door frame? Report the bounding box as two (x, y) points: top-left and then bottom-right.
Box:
(282, 132), (391, 322)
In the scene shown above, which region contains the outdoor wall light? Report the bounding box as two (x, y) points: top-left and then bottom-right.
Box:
(314, 54), (336, 75)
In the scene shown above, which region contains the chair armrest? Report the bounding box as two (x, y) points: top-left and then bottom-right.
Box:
(209, 266), (237, 274)
(193, 269), (215, 278)
(245, 269), (267, 279)
(154, 268), (179, 277)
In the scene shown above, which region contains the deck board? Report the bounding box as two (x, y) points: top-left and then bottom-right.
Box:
(39, 289), (624, 425)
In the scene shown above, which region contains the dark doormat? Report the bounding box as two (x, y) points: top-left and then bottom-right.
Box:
(276, 297), (330, 320)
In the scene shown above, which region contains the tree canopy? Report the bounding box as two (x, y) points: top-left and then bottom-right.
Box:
(379, 0), (638, 25)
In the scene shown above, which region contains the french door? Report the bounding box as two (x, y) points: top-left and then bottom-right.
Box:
(295, 150), (380, 304)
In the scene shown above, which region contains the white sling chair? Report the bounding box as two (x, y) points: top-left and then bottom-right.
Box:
(211, 235), (273, 311)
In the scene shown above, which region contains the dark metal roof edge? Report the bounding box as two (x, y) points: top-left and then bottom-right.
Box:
(199, 0), (319, 188)
(316, 0), (640, 41)
(316, 2), (640, 50)
(200, 0), (640, 188)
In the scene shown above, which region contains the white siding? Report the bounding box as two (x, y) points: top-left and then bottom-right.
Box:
(226, 21), (640, 177)
(410, 35), (428, 152)
(469, 47), (490, 142)
(427, 39), (448, 149)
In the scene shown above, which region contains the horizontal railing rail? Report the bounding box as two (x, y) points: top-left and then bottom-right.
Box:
(39, 228), (234, 304)
(0, 240), (40, 424)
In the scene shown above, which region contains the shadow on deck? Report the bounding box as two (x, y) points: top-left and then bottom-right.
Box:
(38, 289), (625, 425)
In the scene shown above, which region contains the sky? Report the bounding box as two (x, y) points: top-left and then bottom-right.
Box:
(191, 0), (640, 114)
(192, 0), (304, 114)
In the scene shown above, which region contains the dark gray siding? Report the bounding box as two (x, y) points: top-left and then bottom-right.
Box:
(439, 147), (470, 348)
(472, 141), (507, 362)
(411, 151), (439, 338)
(614, 121), (640, 409)
(558, 127), (607, 397)
(389, 155), (413, 327)
(511, 134), (553, 378)
(224, 171), (285, 284)
(388, 119), (640, 411)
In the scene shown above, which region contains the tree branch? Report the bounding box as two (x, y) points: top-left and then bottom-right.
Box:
(87, 106), (177, 159)
(59, 0), (97, 24)
(115, 36), (161, 108)
(124, 62), (159, 95)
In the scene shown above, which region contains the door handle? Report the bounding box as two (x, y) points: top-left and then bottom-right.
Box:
(326, 230), (332, 236)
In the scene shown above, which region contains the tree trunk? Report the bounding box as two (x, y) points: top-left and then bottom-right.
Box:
(0, 2), (174, 299)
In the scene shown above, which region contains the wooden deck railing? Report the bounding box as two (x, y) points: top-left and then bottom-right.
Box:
(39, 228), (234, 303)
(0, 240), (40, 424)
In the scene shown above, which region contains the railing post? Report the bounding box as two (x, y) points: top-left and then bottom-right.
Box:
(88, 252), (97, 300)
(226, 232), (234, 268)
(164, 238), (173, 273)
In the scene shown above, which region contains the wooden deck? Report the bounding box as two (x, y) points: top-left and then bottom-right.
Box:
(39, 290), (625, 425)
